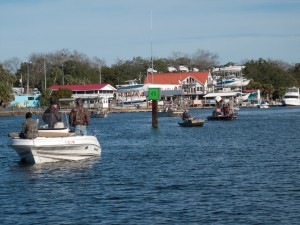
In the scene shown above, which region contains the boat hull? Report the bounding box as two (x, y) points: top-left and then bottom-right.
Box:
(281, 99), (300, 106)
(178, 119), (205, 127)
(281, 87), (300, 106)
(158, 110), (184, 117)
(9, 136), (101, 164)
(207, 115), (237, 121)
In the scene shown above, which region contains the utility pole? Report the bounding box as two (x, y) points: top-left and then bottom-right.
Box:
(26, 61), (32, 94)
(44, 60), (47, 90)
(99, 64), (102, 83)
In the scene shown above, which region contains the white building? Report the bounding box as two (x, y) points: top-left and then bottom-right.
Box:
(50, 83), (116, 109)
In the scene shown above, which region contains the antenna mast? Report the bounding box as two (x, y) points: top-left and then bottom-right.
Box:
(151, 10), (154, 84)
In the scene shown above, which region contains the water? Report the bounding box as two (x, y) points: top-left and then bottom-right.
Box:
(1, 107), (300, 224)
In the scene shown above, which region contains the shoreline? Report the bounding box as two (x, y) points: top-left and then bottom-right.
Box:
(0, 104), (282, 117)
(0, 105), (212, 117)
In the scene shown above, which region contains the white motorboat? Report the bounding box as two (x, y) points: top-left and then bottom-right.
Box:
(8, 113), (101, 164)
(216, 76), (250, 87)
(91, 108), (108, 118)
(281, 87), (300, 106)
(257, 101), (269, 109)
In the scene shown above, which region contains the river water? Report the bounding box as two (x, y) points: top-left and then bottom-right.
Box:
(1, 106), (300, 224)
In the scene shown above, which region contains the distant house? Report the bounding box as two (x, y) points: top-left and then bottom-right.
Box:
(144, 71), (213, 99)
(8, 94), (41, 108)
(50, 84), (117, 109)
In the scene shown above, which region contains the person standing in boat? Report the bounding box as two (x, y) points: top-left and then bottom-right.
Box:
(228, 97), (235, 115)
(19, 112), (38, 139)
(69, 98), (90, 136)
(42, 99), (62, 128)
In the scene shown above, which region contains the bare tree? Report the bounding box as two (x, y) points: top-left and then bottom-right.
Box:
(191, 49), (219, 70)
(3, 57), (22, 74)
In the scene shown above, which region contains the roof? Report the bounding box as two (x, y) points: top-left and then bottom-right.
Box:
(144, 71), (210, 85)
(50, 83), (116, 91)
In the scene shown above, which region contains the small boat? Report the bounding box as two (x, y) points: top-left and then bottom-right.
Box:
(7, 113), (101, 164)
(207, 114), (237, 121)
(257, 101), (269, 108)
(178, 118), (205, 127)
(158, 105), (184, 117)
(207, 110), (237, 121)
(91, 109), (108, 118)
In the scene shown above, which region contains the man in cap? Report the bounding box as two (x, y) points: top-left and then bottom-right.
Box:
(69, 98), (90, 136)
(42, 99), (61, 128)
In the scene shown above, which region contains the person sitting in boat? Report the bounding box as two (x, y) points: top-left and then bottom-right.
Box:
(182, 109), (192, 122)
(42, 99), (62, 129)
(223, 103), (229, 116)
(19, 112), (38, 139)
(69, 98), (90, 136)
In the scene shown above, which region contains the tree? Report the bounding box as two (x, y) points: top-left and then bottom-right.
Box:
(40, 88), (52, 107)
(261, 84), (275, 101)
(50, 88), (73, 106)
(0, 83), (13, 107)
(3, 57), (21, 75)
(243, 58), (298, 99)
(191, 49), (219, 70)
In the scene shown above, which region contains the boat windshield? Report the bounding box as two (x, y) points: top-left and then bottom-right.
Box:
(37, 113), (69, 130)
(288, 88), (299, 93)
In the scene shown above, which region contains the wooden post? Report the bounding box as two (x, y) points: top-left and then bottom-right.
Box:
(152, 100), (158, 128)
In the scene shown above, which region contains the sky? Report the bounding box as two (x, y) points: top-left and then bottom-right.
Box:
(0, 0), (299, 66)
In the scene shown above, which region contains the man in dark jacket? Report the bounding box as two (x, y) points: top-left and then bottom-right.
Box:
(19, 112), (38, 139)
(182, 109), (192, 122)
(69, 98), (90, 136)
(42, 99), (61, 128)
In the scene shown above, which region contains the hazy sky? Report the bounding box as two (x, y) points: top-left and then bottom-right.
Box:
(1, 0), (299, 66)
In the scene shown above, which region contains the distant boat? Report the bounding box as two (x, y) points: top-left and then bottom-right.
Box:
(207, 113), (237, 121)
(178, 65), (189, 72)
(147, 68), (157, 73)
(281, 87), (300, 106)
(178, 118), (205, 127)
(167, 66), (177, 72)
(91, 109), (108, 118)
(116, 79), (144, 91)
(116, 80), (146, 105)
(216, 76), (250, 87)
(257, 102), (269, 109)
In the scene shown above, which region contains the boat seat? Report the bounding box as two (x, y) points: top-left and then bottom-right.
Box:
(54, 122), (65, 129)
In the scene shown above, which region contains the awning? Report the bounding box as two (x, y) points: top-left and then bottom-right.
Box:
(203, 92), (240, 98)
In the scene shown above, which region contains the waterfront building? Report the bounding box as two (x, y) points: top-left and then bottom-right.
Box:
(50, 84), (116, 109)
(144, 71), (213, 103)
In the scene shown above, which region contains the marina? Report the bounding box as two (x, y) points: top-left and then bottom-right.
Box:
(1, 106), (300, 224)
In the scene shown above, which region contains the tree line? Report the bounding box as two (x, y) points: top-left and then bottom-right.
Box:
(0, 49), (299, 107)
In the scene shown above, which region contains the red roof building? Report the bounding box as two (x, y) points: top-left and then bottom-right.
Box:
(144, 71), (213, 96)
